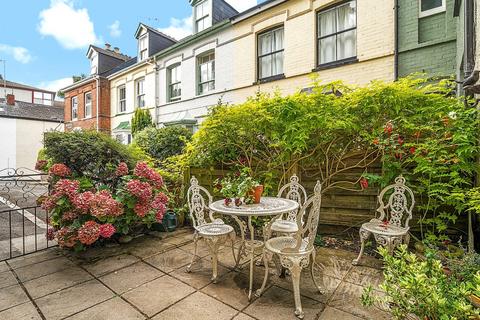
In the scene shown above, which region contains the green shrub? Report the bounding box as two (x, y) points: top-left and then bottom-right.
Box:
(131, 108), (154, 136)
(134, 126), (192, 163)
(43, 131), (138, 182)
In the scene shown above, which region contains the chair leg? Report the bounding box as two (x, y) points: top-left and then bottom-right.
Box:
(230, 233), (238, 266)
(310, 250), (325, 295)
(255, 250), (273, 297)
(353, 228), (371, 266)
(186, 233), (199, 273)
(205, 237), (221, 283)
(288, 258), (305, 319)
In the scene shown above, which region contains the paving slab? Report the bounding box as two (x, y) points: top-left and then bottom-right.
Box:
(318, 306), (363, 320)
(162, 231), (194, 246)
(0, 301), (42, 320)
(0, 261), (10, 273)
(328, 281), (390, 320)
(34, 279), (114, 320)
(244, 285), (325, 320)
(122, 275), (195, 317)
(144, 248), (194, 273)
(0, 283), (30, 311)
(66, 297), (145, 320)
(23, 267), (93, 299)
(315, 250), (353, 280)
(344, 265), (384, 289)
(82, 254), (139, 277)
(178, 241), (212, 258)
(170, 257), (229, 289)
(152, 291), (237, 320)
(100, 262), (164, 294)
(7, 249), (64, 269)
(14, 256), (76, 282)
(126, 238), (176, 259)
(0, 270), (18, 289)
(232, 313), (256, 320)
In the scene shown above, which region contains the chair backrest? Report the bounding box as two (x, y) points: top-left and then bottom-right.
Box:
(287, 181), (322, 253)
(187, 176), (214, 228)
(277, 174), (308, 221)
(376, 176), (415, 229)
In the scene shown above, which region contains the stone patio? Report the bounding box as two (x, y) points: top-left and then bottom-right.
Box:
(0, 228), (389, 320)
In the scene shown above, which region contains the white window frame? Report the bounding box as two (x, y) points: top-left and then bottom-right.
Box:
(71, 96), (78, 120)
(197, 52), (215, 95)
(34, 92), (53, 106)
(195, 0), (210, 33)
(84, 92), (92, 118)
(135, 78), (146, 108)
(139, 35), (148, 61)
(90, 52), (98, 75)
(168, 64), (182, 102)
(419, 0), (446, 18)
(118, 85), (126, 113)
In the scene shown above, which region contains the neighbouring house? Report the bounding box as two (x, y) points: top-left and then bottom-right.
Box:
(0, 97), (64, 169)
(108, 24), (177, 143)
(149, 0), (396, 129)
(61, 44), (131, 133)
(0, 78), (56, 106)
(397, 0), (458, 78)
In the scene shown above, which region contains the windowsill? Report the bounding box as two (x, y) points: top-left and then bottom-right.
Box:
(168, 98), (182, 104)
(254, 74), (286, 85)
(419, 8), (446, 18)
(313, 57), (359, 72)
(82, 116), (93, 120)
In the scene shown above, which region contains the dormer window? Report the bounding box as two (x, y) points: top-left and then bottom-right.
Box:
(90, 52), (98, 75)
(139, 35), (148, 61)
(195, 0), (210, 33)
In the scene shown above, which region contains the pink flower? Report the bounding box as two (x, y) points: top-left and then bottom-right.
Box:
(61, 211), (78, 222)
(41, 194), (60, 211)
(53, 179), (80, 199)
(35, 160), (48, 171)
(56, 227), (77, 248)
(90, 190), (124, 218)
(126, 179), (153, 201)
(115, 162), (129, 177)
(151, 193), (169, 209)
(360, 178), (369, 190)
(99, 224), (116, 238)
(155, 211), (164, 222)
(46, 228), (55, 241)
(134, 162), (163, 189)
(72, 191), (95, 213)
(77, 221), (100, 245)
(49, 164), (71, 177)
(134, 203), (150, 217)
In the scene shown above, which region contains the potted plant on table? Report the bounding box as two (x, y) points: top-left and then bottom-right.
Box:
(214, 168), (263, 206)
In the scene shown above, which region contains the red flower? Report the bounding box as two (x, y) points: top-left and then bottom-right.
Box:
(78, 221), (100, 245)
(152, 193), (169, 208)
(134, 203), (150, 217)
(115, 162), (129, 177)
(155, 211), (165, 222)
(373, 138), (379, 145)
(99, 224), (116, 238)
(409, 147), (416, 155)
(397, 136), (404, 146)
(395, 152), (403, 160)
(56, 227), (77, 248)
(53, 179), (80, 199)
(126, 179), (153, 201)
(134, 162), (163, 189)
(72, 191), (95, 213)
(359, 178), (369, 190)
(224, 198), (232, 206)
(90, 190), (124, 218)
(41, 194), (60, 211)
(49, 164), (71, 177)
(384, 122), (393, 135)
(35, 160), (48, 171)
(46, 228), (55, 241)
(61, 211), (79, 222)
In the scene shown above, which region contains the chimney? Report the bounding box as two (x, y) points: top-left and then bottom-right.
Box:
(114, 47), (120, 53)
(104, 43), (112, 50)
(6, 94), (15, 106)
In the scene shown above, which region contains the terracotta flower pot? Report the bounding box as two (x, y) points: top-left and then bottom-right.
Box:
(253, 185), (264, 204)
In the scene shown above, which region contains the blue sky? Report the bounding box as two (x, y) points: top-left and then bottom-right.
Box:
(0, 0), (259, 96)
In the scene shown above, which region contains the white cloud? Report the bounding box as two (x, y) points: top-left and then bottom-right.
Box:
(158, 16), (193, 41)
(226, 0), (258, 12)
(0, 44), (33, 64)
(109, 20), (122, 38)
(37, 77), (74, 97)
(38, 0), (100, 49)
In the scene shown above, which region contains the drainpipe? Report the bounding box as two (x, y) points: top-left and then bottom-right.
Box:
(146, 57), (159, 128)
(394, 0), (399, 80)
(464, 0), (475, 79)
(96, 76), (100, 132)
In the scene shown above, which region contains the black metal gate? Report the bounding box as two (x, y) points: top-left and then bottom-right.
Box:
(0, 168), (55, 261)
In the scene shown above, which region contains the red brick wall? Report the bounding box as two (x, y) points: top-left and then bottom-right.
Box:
(64, 78), (111, 133)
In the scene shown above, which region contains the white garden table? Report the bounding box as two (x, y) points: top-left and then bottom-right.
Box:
(209, 197), (299, 300)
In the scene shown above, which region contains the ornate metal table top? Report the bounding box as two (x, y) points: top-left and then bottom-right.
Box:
(209, 197), (299, 217)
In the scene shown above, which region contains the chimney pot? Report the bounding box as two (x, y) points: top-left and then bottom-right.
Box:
(114, 47), (120, 53)
(6, 94), (15, 106)
(105, 43), (111, 50)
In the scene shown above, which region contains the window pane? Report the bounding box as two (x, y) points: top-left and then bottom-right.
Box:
(273, 52), (284, 76)
(259, 33), (273, 55)
(421, 0), (443, 11)
(319, 9), (336, 37)
(337, 29), (356, 60)
(337, 2), (356, 32)
(259, 55), (272, 79)
(319, 36), (336, 64)
(274, 28), (284, 51)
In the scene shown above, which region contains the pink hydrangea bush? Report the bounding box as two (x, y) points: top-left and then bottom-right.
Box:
(42, 162), (169, 251)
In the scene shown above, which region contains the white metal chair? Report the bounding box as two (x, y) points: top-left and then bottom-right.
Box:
(186, 176), (236, 283)
(265, 174), (308, 240)
(352, 175), (415, 266)
(256, 181), (324, 319)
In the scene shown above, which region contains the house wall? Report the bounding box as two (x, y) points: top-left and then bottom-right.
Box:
(64, 78), (111, 133)
(0, 117), (62, 169)
(398, 0), (458, 77)
(0, 88), (32, 104)
(152, 0), (395, 126)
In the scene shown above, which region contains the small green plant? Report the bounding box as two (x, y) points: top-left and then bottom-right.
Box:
(214, 168), (260, 205)
(131, 108), (154, 137)
(361, 245), (480, 319)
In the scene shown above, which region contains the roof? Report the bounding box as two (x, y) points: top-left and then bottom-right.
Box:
(102, 58), (138, 77)
(160, 110), (197, 125)
(135, 23), (178, 43)
(0, 98), (64, 122)
(0, 79), (55, 94)
(231, 0), (288, 23)
(88, 45), (131, 61)
(113, 121), (131, 131)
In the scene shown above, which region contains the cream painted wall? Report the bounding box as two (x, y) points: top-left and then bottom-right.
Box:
(0, 118), (63, 169)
